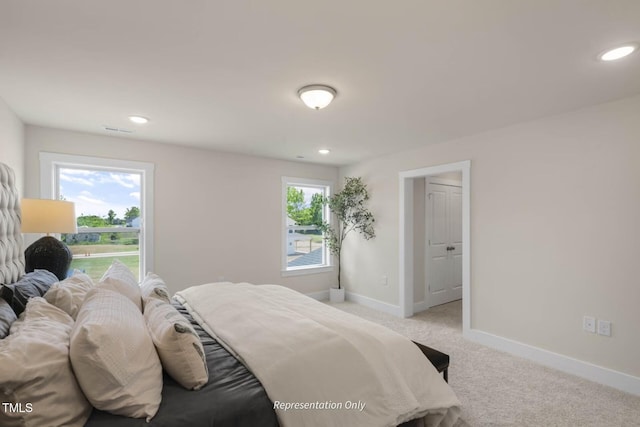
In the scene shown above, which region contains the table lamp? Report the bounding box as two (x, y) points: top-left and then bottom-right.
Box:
(21, 198), (77, 280)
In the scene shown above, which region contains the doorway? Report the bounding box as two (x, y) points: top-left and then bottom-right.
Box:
(399, 160), (470, 335)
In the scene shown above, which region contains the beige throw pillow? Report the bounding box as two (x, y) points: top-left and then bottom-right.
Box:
(140, 272), (171, 309)
(70, 287), (162, 421)
(97, 259), (142, 311)
(0, 298), (92, 427)
(43, 271), (94, 319)
(144, 297), (209, 390)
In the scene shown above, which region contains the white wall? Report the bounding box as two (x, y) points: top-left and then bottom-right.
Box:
(25, 126), (339, 296)
(340, 94), (640, 378)
(0, 97), (24, 194)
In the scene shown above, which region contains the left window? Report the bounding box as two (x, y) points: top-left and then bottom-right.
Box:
(40, 153), (154, 281)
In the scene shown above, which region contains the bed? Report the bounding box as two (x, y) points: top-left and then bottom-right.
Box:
(0, 161), (462, 427)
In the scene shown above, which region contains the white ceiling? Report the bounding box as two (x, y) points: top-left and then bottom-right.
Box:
(1, 1), (639, 166)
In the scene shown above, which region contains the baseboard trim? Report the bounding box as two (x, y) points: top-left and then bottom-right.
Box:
(345, 291), (401, 316)
(465, 329), (640, 397)
(305, 289), (330, 301)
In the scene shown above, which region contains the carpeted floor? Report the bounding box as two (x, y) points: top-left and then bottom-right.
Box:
(329, 300), (640, 427)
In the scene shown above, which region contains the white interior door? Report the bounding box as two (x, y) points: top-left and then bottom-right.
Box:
(426, 180), (462, 307)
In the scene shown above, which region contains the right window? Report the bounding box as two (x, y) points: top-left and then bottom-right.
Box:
(282, 177), (333, 275)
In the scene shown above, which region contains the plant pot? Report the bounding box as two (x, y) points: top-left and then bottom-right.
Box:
(329, 287), (345, 303)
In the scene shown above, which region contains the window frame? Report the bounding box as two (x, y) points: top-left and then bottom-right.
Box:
(39, 152), (155, 277)
(281, 176), (333, 276)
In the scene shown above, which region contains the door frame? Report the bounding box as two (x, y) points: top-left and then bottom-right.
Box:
(398, 160), (470, 335)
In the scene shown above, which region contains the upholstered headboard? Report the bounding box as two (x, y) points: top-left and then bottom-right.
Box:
(0, 162), (25, 284)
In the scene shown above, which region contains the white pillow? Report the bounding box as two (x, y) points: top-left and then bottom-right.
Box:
(140, 272), (171, 308)
(97, 259), (142, 311)
(0, 298), (92, 427)
(43, 271), (94, 319)
(144, 297), (209, 390)
(70, 287), (162, 421)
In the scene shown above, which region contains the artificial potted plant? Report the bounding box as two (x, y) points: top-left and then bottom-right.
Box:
(320, 177), (375, 302)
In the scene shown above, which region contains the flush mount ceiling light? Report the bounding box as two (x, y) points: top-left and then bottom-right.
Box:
(298, 85), (337, 110)
(318, 149), (331, 155)
(128, 115), (149, 124)
(598, 43), (638, 61)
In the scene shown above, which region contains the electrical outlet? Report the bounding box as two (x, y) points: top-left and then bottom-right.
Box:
(583, 316), (596, 333)
(381, 275), (388, 286)
(597, 320), (611, 337)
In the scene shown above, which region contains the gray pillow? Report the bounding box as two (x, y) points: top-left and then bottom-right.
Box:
(1, 270), (59, 316)
(0, 297), (17, 338)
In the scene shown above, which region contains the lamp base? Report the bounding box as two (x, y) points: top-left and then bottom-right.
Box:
(25, 236), (72, 281)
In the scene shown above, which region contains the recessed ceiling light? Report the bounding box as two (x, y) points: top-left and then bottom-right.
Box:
(599, 43), (638, 61)
(128, 115), (149, 124)
(318, 149), (331, 155)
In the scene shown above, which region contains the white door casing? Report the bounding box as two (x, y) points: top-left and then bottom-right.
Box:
(399, 160), (470, 328)
(426, 179), (462, 307)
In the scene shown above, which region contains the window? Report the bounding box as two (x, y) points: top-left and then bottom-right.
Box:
(40, 153), (154, 281)
(282, 177), (333, 275)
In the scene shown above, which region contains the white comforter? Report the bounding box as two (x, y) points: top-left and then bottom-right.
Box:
(176, 282), (461, 427)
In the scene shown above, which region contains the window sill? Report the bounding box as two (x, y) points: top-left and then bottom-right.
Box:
(281, 265), (334, 277)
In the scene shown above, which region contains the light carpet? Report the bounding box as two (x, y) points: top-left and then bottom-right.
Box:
(329, 300), (640, 427)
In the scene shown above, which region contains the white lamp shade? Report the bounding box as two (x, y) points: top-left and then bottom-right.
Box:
(21, 199), (77, 234)
(298, 85), (337, 110)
